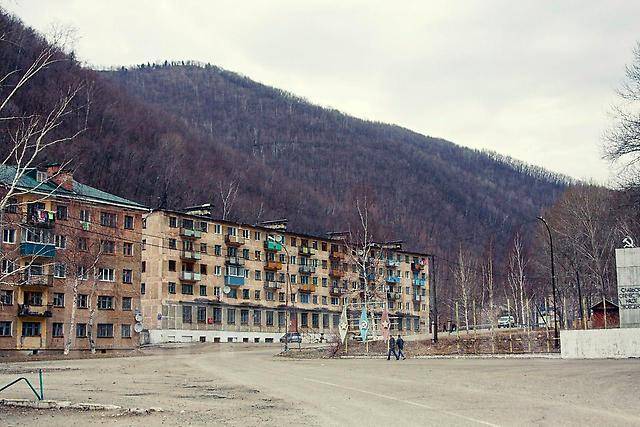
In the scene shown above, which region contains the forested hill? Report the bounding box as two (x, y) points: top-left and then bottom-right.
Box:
(0, 9), (569, 254)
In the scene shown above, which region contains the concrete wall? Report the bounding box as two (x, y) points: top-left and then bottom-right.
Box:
(615, 248), (640, 328)
(147, 328), (328, 344)
(560, 328), (640, 359)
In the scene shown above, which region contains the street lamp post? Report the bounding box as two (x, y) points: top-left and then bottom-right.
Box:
(536, 216), (559, 348)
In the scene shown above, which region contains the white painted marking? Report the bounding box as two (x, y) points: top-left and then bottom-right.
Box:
(303, 377), (500, 427)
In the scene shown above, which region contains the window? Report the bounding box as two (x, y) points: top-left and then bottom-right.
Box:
(100, 212), (117, 228)
(169, 216), (177, 228)
(141, 261), (146, 273)
(279, 292), (285, 302)
(253, 309), (261, 326)
(25, 291), (42, 306)
(301, 312), (308, 327)
(182, 306), (192, 323)
(254, 270), (261, 280)
(242, 289), (250, 300)
(124, 215), (134, 229)
(141, 283), (146, 295)
(199, 285), (207, 296)
(200, 264), (207, 275)
(333, 314), (340, 327)
(242, 248), (250, 259)
(181, 284), (194, 295)
(322, 277), (328, 287)
(312, 313), (319, 328)
(80, 209), (91, 222)
(54, 234), (66, 249)
(141, 239), (146, 250)
(266, 311), (274, 326)
(168, 238), (177, 249)
(240, 309), (249, 325)
(214, 286), (220, 297)
(78, 237), (88, 251)
(122, 269), (133, 284)
(76, 323), (87, 337)
(266, 291), (274, 301)
(4, 198), (17, 213)
(0, 290), (13, 305)
(214, 245), (222, 256)
(331, 297), (339, 305)
(54, 262), (66, 278)
(121, 324), (131, 338)
(290, 237), (297, 246)
(254, 290), (261, 300)
(53, 293), (64, 307)
(300, 293), (310, 304)
(122, 297), (132, 311)
(77, 294), (88, 308)
(254, 231), (261, 240)
(22, 322), (41, 337)
(98, 268), (115, 282)
(182, 218), (194, 230)
(1, 259), (15, 274)
(0, 321), (11, 336)
(2, 229), (15, 243)
(312, 295), (318, 304)
(197, 306), (207, 323)
(97, 295), (114, 310)
(52, 322), (63, 337)
(323, 313), (329, 328)
(200, 243), (207, 253)
(322, 296), (327, 305)
(97, 323), (114, 338)
(214, 265), (221, 276)
(254, 250), (261, 261)
(241, 229), (250, 239)
(227, 308), (236, 324)
(213, 307), (222, 323)
(56, 205), (68, 220)
(123, 242), (133, 256)
(290, 274), (297, 284)
(214, 224), (222, 234)
(101, 240), (115, 254)
(168, 282), (176, 294)
(168, 260), (176, 272)
(278, 311), (286, 327)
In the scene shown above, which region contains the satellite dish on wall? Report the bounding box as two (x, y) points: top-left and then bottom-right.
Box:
(273, 235), (284, 244)
(134, 323), (143, 333)
(223, 286), (231, 294)
(135, 313), (143, 322)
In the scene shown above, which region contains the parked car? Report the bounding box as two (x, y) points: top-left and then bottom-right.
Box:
(279, 332), (302, 343)
(498, 315), (515, 328)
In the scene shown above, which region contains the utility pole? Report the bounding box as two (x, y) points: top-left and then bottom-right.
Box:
(576, 270), (585, 329)
(429, 254), (438, 343)
(537, 216), (559, 349)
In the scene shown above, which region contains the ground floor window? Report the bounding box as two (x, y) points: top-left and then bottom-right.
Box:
(266, 311), (274, 326)
(0, 321), (12, 336)
(97, 323), (114, 338)
(121, 324), (131, 338)
(52, 322), (64, 337)
(227, 308), (236, 324)
(182, 306), (192, 323)
(278, 311), (286, 327)
(312, 313), (319, 328)
(414, 318), (420, 331)
(76, 323), (87, 337)
(333, 314), (340, 327)
(322, 313), (329, 328)
(301, 312), (308, 327)
(197, 306), (206, 323)
(213, 307), (222, 323)
(241, 309), (249, 325)
(253, 309), (261, 326)
(21, 321), (41, 337)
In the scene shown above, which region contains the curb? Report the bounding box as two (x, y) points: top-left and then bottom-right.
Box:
(337, 353), (561, 359)
(0, 398), (163, 413)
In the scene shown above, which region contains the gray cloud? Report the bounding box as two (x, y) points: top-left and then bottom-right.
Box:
(4, 0), (638, 183)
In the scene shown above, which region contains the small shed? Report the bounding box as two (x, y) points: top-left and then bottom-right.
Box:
(590, 300), (619, 329)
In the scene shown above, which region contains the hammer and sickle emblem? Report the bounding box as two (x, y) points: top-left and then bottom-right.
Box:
(623, 236), (635, 248)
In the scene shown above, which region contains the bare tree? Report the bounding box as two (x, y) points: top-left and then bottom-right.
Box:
(506, 233), (528, 326)
(453, 247), (476, 332)
(218, 179), (239, 220)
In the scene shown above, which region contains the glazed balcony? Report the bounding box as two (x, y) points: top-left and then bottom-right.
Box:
(387, 292), (402, 301)
(329, 251), (345, 260)
(413, 278), (426, 287)
(180, 271), (201, 282)
(298, 246), (315, 256)
(20, 273), (54, 287)
(330, 286), (346, 296)
(412, 259), (426, 271)
(225, 275), (245, 287)
(225, 235), (245, 247)
(298, 265), (316, 274)
(181, 250), (201, 261)
(18, 304), (52, 318)
(386, 276), (401, 284)
(298, 284), (316, 293)
(386, 259), (401, 268)
(264, 241), (282, 251)
(20, 242), (55, 258)
(180, 228), (202, 239)
(329, 268), (345, 278)
(226, 256), (246, 266)
(264, 280), (282, 290)
(265, 260), (283, 271)
(413, 294), (426, 302)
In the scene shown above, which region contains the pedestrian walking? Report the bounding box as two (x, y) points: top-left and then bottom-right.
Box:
(396, 335), (406, 360)
(387, 336), (398, 361)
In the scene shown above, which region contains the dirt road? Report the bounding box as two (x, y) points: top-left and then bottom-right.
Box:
(1, 344), (639, 426)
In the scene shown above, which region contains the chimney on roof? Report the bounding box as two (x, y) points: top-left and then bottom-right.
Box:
(46, 163), (74, 191)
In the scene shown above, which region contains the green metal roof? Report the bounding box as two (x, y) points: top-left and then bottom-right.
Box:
(0, 165), (148, 210)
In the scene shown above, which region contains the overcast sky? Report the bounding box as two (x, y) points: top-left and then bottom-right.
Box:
(3, 0), (639, 183)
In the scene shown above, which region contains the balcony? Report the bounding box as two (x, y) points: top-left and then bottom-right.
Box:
(20, 242), (55, 258)
(329, 251), (345, 260)
(298, 246), (316, 256)
(387, 292), (402, 300)
(413, 294), (426, 302)
(413, 278), (426, 287)
(329, 268), (345, 278)
(18, 304), (52, 318)
(180, 271), (201, 282)
(386, 259), (401, 267)
(180, 228), (202, 239)
(298, 284), (316, 293)
(330, 286), (346, 296)
(386, 276), (401, 284)
(264, 280), (282, 290)
(225, 275), (245, 287)
(225, 235), (245, 247)
(298, 265), (316, 274)
(181, 250), (201, 261)
(412, 259), (426, 271)
(226, 256), (246, 266)
(20, 273), (53, 287)
(24, 211), (55, 228)
(264, 241), (282, 251)
(265, 260), (283, 271)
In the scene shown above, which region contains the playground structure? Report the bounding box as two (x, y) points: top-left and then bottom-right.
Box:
(0, 369), (44, 400)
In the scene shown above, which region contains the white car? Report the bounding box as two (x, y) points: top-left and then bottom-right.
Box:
(497, 315), (515, 328)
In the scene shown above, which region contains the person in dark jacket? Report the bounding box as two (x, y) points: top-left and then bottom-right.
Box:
(396, 335), (406, 360)
(387, 336), (398, 361)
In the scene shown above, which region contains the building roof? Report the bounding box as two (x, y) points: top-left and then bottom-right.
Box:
(590, 299), (619, 311)
(0, 165), (148, 210)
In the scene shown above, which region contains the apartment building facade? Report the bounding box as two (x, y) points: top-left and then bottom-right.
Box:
(0, 164), (147, 353)
(141, 207), (430, 344)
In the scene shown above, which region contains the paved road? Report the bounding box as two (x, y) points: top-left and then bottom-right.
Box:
(2, 344), (640, 426)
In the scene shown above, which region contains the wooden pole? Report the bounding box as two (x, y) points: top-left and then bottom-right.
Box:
(602, 294), (607, 329)
(472, 299), (477, 335)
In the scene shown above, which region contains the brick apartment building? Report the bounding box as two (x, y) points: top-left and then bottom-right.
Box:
(141, 206), (430, 344)
(0, 164), (147, 353)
